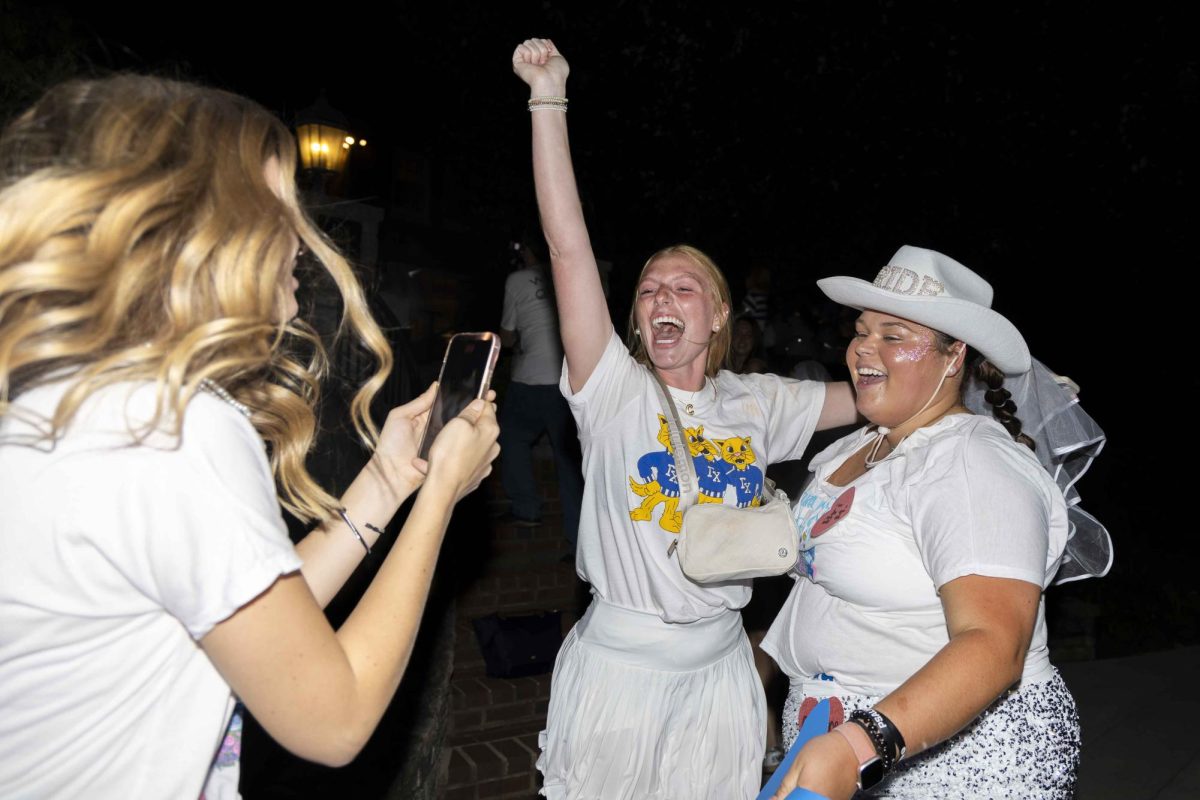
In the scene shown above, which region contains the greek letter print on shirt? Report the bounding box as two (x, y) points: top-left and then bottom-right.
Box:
(628, 414), (765, 534)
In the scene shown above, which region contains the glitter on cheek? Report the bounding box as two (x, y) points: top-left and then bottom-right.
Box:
(891, 334), (937, 363)
(892, 340), (936, 362)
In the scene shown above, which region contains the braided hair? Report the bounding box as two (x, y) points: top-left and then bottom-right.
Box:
(975, 360), (1036, 451)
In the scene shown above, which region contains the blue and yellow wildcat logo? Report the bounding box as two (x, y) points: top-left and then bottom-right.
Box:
(628, 417), (763, 532)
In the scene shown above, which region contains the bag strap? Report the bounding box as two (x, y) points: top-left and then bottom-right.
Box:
(647, 367), (791, 513)
(647, 366), (699, 510)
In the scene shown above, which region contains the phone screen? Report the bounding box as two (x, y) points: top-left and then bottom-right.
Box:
(418, 333), (500, 460)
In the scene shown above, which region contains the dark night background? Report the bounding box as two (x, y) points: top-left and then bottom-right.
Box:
(4, 0), (1196, 676)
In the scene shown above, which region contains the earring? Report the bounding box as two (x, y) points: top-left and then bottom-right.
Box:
(947, 345), (964, 376)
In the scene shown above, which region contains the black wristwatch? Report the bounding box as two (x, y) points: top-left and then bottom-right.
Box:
(857, 755), (886, 791)
(834, 721), (885, 790)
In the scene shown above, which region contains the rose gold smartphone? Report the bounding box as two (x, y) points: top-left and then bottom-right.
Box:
(417, 332), (501, 460)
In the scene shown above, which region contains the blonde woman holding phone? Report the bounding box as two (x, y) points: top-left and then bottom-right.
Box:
(0, 75), (498, 798)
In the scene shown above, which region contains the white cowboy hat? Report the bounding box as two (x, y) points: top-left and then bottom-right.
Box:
(817, 245), (1031, 375)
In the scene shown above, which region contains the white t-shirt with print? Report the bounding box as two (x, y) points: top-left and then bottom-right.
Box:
(0, 380), (302, 799)
(762, 414), (1069, 696)
(562, 332), (826, 623)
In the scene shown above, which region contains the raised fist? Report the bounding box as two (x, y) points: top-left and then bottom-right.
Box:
(512, 38), (569, 96)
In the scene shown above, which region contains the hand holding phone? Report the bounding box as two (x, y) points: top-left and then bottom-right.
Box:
(423, 396), (501, 502)
(417, 332), (501, 461)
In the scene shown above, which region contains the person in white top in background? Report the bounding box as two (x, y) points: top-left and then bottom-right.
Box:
(0, 75), (498, 799)
(511, 38), (858, 799)
(498, 237), (583, 548)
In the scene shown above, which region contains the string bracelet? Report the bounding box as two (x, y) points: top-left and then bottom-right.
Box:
(528, 96), (568, 112)
(337, 508), (383, 556)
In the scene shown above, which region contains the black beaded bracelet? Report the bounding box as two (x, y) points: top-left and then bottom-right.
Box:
(847, 714), (891, 772)
(871, 707), (907, 766)
(848, 708), (907, 773)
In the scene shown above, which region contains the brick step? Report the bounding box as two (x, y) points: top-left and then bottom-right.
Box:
(453, 618), (487, 676)
(449, 670), (553, 736)
(471, 547), (573, 581)
(483, 468), (565, 508)
(485, 494), (565, 517)
(485, 521), (569, 561)
(442, 722), (544, 800)
(456, 561), (583, 619)
(452, 610), (583, 679)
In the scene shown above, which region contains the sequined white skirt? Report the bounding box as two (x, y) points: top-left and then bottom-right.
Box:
(781, 669), (1080, 799)
(537, 599), (765, 800)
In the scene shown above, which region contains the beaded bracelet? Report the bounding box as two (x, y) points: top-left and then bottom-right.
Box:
(869, 707), (907, 765)
(848, 708), (907, 773)
(528, 96), (568, 112)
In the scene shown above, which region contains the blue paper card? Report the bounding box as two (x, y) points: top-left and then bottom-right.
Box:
(756, 698), (833, 800)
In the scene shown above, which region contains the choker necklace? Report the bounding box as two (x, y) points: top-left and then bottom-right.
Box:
(864, 426), (903, 469)
(671, 380), (716, 416)
(200, 378), (252, 419)
(863, 406), (967, 469)
(863, 367), (959, 470)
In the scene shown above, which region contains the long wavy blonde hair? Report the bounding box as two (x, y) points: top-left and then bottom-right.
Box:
(0, 75), (391, 522)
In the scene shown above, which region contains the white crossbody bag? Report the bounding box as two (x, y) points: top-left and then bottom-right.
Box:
(649, 368), (800, 583)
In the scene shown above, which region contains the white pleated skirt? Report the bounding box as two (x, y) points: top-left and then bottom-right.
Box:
(537, 599), (765, 800)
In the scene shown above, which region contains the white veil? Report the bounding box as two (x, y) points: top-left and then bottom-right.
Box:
(963, 357), (1113, 584)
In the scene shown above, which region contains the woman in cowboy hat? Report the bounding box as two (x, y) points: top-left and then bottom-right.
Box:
(762, 245), (1109, 799)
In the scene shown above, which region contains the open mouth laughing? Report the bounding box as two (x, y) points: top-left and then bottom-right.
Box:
(651, 315), (685, 344)
(855, 365), (886, 387)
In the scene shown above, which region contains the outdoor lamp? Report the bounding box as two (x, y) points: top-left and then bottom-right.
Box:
(295, 92), (359, 174)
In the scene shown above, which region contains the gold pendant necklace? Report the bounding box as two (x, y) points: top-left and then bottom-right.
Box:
(673, 380), (715, 416)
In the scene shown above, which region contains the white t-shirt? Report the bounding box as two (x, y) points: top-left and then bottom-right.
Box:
(762, 414), (1068, 696)
(0, 380), (302, 799)
(501, 267), (563, 386)
(562, 332), (826, 623)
